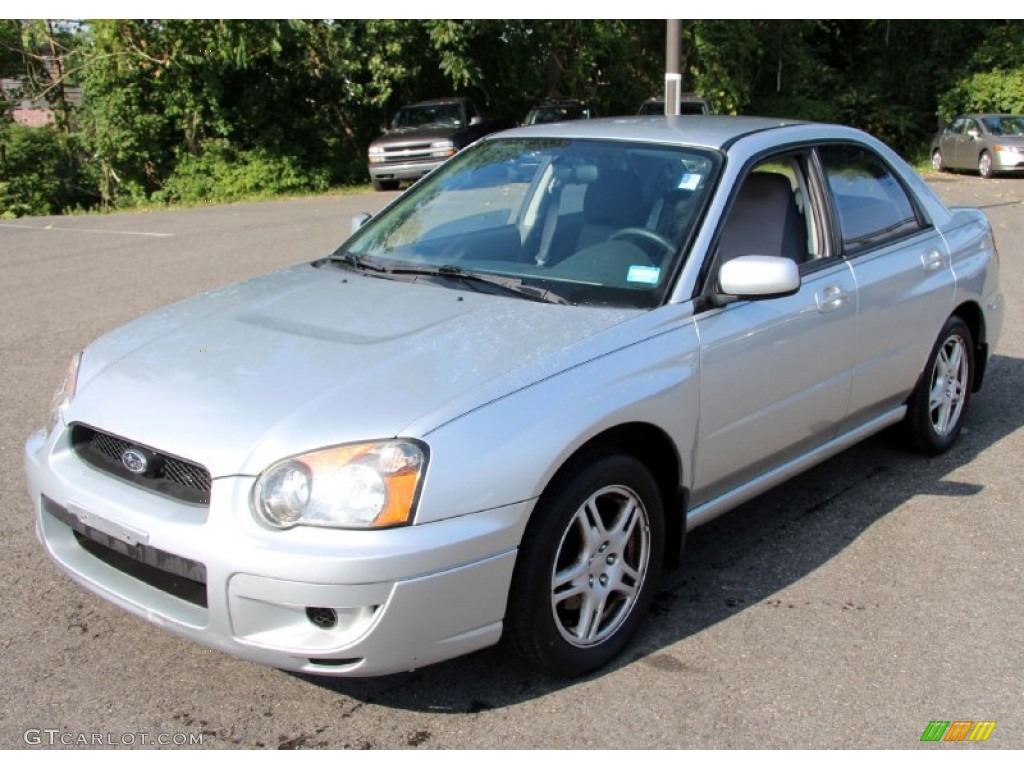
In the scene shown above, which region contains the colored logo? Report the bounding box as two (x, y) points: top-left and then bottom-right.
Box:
(920, 721), (996, 742)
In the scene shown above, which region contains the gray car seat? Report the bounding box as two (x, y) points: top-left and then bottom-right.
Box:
(717, 171), (806, 263)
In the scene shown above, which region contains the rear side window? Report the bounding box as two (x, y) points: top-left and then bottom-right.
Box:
(819, 144), (921, 254)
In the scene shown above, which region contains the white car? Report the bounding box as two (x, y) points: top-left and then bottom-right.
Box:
(25, 116), (1003, 678)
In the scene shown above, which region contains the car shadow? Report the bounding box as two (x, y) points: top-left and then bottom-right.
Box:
(292, 352), (1024, 713)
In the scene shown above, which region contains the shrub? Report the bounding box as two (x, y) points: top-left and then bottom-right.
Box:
(0, 123), (98, 217)
(939, 69), (1024, 123)
(154, 140), (330, 205)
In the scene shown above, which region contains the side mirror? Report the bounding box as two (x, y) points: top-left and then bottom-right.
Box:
(967, 128), (981, 140)
(718, 255), (801, 300)
(380, 123), (389, 134)
(470, 115), (483, 126)
(350, 213), (371, 234)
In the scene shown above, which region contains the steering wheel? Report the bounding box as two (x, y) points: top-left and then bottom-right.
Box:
(609, 227), (676, 259)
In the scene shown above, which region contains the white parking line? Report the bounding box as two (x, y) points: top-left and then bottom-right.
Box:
(0, 222), (173, 237)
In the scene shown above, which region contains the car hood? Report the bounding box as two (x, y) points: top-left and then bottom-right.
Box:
(68, 264), (638, 477)
(371, 126), (460, 146)
(992, 136), (1024, 148)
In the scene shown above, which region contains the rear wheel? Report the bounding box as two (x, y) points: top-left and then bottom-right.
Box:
(507, 450), (664, 677)
(931, 148), (944, 171)
(904, 316), (974, 454)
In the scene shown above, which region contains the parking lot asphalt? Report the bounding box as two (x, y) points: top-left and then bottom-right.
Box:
(2, 175), (1021, 749)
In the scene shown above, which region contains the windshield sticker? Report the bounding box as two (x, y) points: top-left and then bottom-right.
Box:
(627, 265), (661, 285)
(678, 173), (701, 191)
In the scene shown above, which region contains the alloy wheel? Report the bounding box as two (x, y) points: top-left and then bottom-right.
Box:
(550, 484), (651, 647)
(928, 333), (969, 437)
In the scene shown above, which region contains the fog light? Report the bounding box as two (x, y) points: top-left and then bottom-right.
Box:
(305, 606), (339, 630)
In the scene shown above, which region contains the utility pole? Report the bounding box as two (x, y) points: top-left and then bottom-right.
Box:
(665, 19), (681, 116)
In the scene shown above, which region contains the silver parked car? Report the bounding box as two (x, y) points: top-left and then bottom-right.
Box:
(930, 113), (1024, 178)
(26, 116), (1003, 678)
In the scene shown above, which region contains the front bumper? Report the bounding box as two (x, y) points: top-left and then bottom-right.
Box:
(25, 427), (531, 677)
(992, 148), (1024, 173)
(367, 158), (445, 184)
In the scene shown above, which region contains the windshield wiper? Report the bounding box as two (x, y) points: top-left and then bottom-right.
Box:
(389, 264), (571, 305)
(320, 252), (392, 274)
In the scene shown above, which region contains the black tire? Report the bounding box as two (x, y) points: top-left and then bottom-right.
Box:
(931, 148), (944, 172)
(904, 316), (974, 455)
(506, 450), (664, 677)
(978, 151), (994, 179)
(371, 179), (399, 192)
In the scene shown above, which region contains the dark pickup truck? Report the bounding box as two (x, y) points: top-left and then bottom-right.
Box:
(367, 97), (513, 190)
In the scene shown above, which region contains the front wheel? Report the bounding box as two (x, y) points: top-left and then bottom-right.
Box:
(903, 316), (974, 454)
(506, 451), (664, 677)
(978, 151), (994, 179)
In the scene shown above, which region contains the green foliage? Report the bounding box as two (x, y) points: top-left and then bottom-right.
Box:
(153, 140), (328, 205)
(939, 69), (1024, 120)
(937, 22), (1024, 120)
(686, 20), (761, 115)
(3, 19), (1024, 218)
(0, 20), (24, 80)
(0, 123), (97, 217)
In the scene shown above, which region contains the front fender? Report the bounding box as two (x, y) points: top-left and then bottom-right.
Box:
(412, 323), (701, 525)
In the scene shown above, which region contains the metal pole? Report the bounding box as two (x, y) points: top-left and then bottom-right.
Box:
(665, 19), (681, 115)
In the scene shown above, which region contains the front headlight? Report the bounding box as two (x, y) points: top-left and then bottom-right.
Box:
(430, 140), (456, 158)
(368, 145), (385, 163)
(49, 350), (82, 434)
(252, 439), (428, 530)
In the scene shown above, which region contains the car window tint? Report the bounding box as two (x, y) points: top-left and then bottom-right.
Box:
(819, 144), (921, 254)
(718, 154), (822, 266)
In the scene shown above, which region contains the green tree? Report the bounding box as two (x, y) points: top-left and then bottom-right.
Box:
(938, 21), (1024, 119)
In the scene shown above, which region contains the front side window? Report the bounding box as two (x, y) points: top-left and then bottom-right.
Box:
(818, 144), (922, 255)
(715, 152), (825, 269)
(338, 138), (720, 308)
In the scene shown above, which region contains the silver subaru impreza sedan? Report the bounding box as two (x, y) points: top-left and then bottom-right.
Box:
(25, 116), (1003, 678)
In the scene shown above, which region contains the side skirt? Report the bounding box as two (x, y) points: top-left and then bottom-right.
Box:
(685, 407), (907, 532)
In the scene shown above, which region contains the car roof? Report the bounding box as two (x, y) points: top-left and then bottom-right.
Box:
(530, 99), (587, 107)
(957, 113), (1023, 120)
(404, 97), (470, 107)
(497, 115), (807, 151)
(643, 94), (708, 103)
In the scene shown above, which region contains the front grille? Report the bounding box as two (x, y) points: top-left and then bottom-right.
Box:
(42, 495), (208, 608)
(380, 144), (433, 162)
(70, 424), (212, 505)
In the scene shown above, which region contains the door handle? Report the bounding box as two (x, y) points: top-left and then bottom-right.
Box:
(921, 250), (947, 272)
(815, 284), (849, 313)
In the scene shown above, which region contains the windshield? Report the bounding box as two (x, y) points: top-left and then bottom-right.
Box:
(981, 115), (1024, 136)
(339, 137), (719, 308)
(525, 105), (588, 125)
(391, 103), (463, 129)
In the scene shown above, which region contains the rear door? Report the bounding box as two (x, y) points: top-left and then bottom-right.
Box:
(939, 119), (963, 169)
(817, 143), (955, 427)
